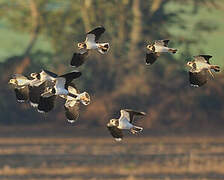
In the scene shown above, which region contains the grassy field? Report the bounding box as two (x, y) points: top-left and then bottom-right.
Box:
(1, 129), (224, 180)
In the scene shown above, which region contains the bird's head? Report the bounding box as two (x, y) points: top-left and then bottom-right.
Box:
(30, 72), (40, 79)
(186, 61), (193, 68)
(110, 119), (119, 126)
(147, 44), (154, 52)
(8, 78), (17, 85)
(79, 92), (90, 105)
(77, 42), (86, 49)
(41, 87), (55, 97)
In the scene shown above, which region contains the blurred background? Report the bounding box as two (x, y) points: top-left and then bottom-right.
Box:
(0, 0), (224, 180)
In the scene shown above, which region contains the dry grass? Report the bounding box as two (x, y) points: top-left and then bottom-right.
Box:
(1, 136), (224, 180)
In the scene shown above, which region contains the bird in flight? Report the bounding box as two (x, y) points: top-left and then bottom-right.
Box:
(8, 70), (58, 112)
(59, 83), (90, 123)
(70, 26), (110, 67)
(145, 40), (177, 65)
(186, 55), (220, 87)
(107, 109), (146, 141)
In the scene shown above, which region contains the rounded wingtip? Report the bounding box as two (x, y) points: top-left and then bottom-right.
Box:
(30, 102), (38, 108)
(67, 119), (76, 123)
(190, 84), (200, 88)
(115, 138), (122, 142)
(37, 109), (45, 114)
(145, 62), (151, 66)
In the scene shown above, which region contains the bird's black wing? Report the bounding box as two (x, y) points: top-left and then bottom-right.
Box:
(146, 52), (160, 65)
(64, 102), (79, 123)
(29, 82), (46, 107)
(189, 70), (208, 87)
(107, 125), (123, 141)
(87, 26), (105, 42)
(14, 86), (29, 103)
(123, 109), (146, 124)
(70, 50), (89, 67)
(42, 69), (58, 78)
(195, 55), (212, 64)
(60, 71), (82, 88)
(155, 40), (169, 47)
(37, 95), (56, 113)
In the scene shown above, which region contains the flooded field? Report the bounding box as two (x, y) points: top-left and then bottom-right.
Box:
(0, 129), (224, 180)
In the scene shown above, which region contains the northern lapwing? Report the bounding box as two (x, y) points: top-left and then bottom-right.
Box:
(60, 83), (90, 123)
(186, 55), (220, 87)
(146, 40), (177, 65)
(107, 109), (146, 141)
(70, 26), (110, 67)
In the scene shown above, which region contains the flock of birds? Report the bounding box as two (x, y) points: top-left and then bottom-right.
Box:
(8, 26), (220, 141)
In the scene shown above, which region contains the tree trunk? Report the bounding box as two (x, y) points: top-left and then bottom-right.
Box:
(128, 0), (142, 63)
(118, 1), (126, 46)
(17, 0), (40, 73)
(81, 0), (92, 31)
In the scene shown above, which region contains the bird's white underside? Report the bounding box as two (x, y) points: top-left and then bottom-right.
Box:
(118, 110), (134, 130)
(154, 45), (169, 53)
(55, 78), (68, 95)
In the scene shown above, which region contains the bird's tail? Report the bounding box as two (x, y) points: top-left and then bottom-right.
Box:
(168, 48), (178, 54)
(97, 43), (110, 54)
(210, 65), (220, 72)
(130, 126), (143, 134)
(79, 92), (91, 105)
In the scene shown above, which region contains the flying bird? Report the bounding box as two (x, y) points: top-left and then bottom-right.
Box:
(107, 109), (146, 141)
(41, 71), (82, 97)
(70, 26), (110, 67)
(8, 74), (30, 103)
(9, 70), (58, 110)
(37, 71), (82, 114)
(59, 84), (91, 123)
(30, 69), (58, 86)
(8, 74), (43, 103)
(186, 55), (220, 87)
(145, 40), (177, 65)
(8, 70), (84, 116)
(29, 69), (58, 107)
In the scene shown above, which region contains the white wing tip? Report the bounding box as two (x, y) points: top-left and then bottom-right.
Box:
(115, 138), (122, 142)
(190, 84), (200, 88)
(17, 100), (26, 103)
(37, 109), (45, 113)
(67, 119), (76, 123)
(30, 102), (38, 107)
